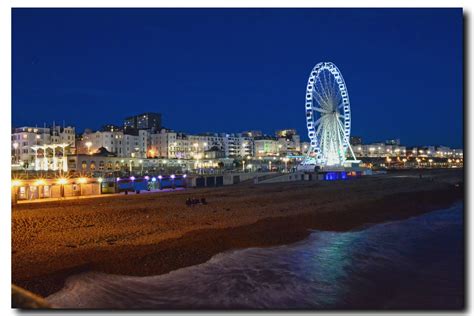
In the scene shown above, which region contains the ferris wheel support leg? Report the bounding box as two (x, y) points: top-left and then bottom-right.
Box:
(348, 143), (357, 161)
(335, 122), (344, 162)
(336, 117), (357, 161)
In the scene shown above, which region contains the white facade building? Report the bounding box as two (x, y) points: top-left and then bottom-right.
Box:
(78, 130), (148, 158)
(11, 125), (76, 170)
(353, 143), (407, 158)
(254, 137), (279, 157)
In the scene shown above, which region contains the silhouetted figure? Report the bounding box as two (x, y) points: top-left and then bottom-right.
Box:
(201, 197), (208, 205)
(186, 198), (192, 207)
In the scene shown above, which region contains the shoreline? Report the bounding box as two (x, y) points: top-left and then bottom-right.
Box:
(12, 169), (464, 300)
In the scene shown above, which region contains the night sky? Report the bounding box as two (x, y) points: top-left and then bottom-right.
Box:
(12, 8), (463, 147)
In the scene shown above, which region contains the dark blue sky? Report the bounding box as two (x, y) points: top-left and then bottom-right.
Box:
(12, 8), (463, 147)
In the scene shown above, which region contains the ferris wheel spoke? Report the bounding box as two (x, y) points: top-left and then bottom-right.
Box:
(322, 69), (331, 92)
(312, 90), (330, 111)
(336, 117), (348, 138)
(329, 72), (337, 98)
(315, 120), (323, 136)
(313, 117), (322, 127)
(315, 74), (331, 103)
(328, 74), (337, 100)
(322, 70), (333, 102)
(334, 88), (342, 103)
(313, 106), (331, 114)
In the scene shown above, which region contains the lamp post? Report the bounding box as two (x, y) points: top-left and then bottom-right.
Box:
(98, 177), (103, 194)
(151, 177), (157, 190)
(85, 141), (92, 155)
(242, 159), (246, 172)
(12, 180), (22, 204)
(57, 178), (67, 198)
(171, 174), (175, 189)
(139, 159), (143, 175)
(283, 157), (289, 172)
(78, 177), (87, 196)
(12, 142), (18, 163)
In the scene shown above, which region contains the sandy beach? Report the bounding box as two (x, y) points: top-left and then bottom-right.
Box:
(12, 169), (463, 298)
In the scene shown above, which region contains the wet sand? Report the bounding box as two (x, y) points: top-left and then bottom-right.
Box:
(12, 169), (463, 299)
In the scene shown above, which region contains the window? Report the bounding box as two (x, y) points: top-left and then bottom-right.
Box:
(81, 161), (87, 170)
(90, 161), (96, 170)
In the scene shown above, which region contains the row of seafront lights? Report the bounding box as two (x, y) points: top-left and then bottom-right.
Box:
(11, 174), (188, 188)
(11, 177), (104, 187)
(116, 174), (187, 182)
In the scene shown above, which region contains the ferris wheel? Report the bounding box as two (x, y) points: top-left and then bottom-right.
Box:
(302, 62), (357, 167)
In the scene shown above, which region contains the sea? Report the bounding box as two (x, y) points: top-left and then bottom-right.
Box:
(47, 202), (464, 310)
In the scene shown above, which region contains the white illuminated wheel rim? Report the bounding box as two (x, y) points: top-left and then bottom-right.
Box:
(304, 62), (351, 166)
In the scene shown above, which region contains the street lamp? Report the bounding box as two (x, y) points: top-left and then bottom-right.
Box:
(139, 159), (143, 175)
(283, 157), (289, 172)
(98, 177), (103, 194)
(57, 177), (67, 198)
(78, 177), (87, 196)
(85, 141), (92, 155)
(242, 159), (246, 172)
(12, 142), (19, 163)
(170, 174), (176, 189)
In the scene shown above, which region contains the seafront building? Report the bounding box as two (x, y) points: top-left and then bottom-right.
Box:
(12, 114), (463, 175)
(11, 124), (76, 171)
